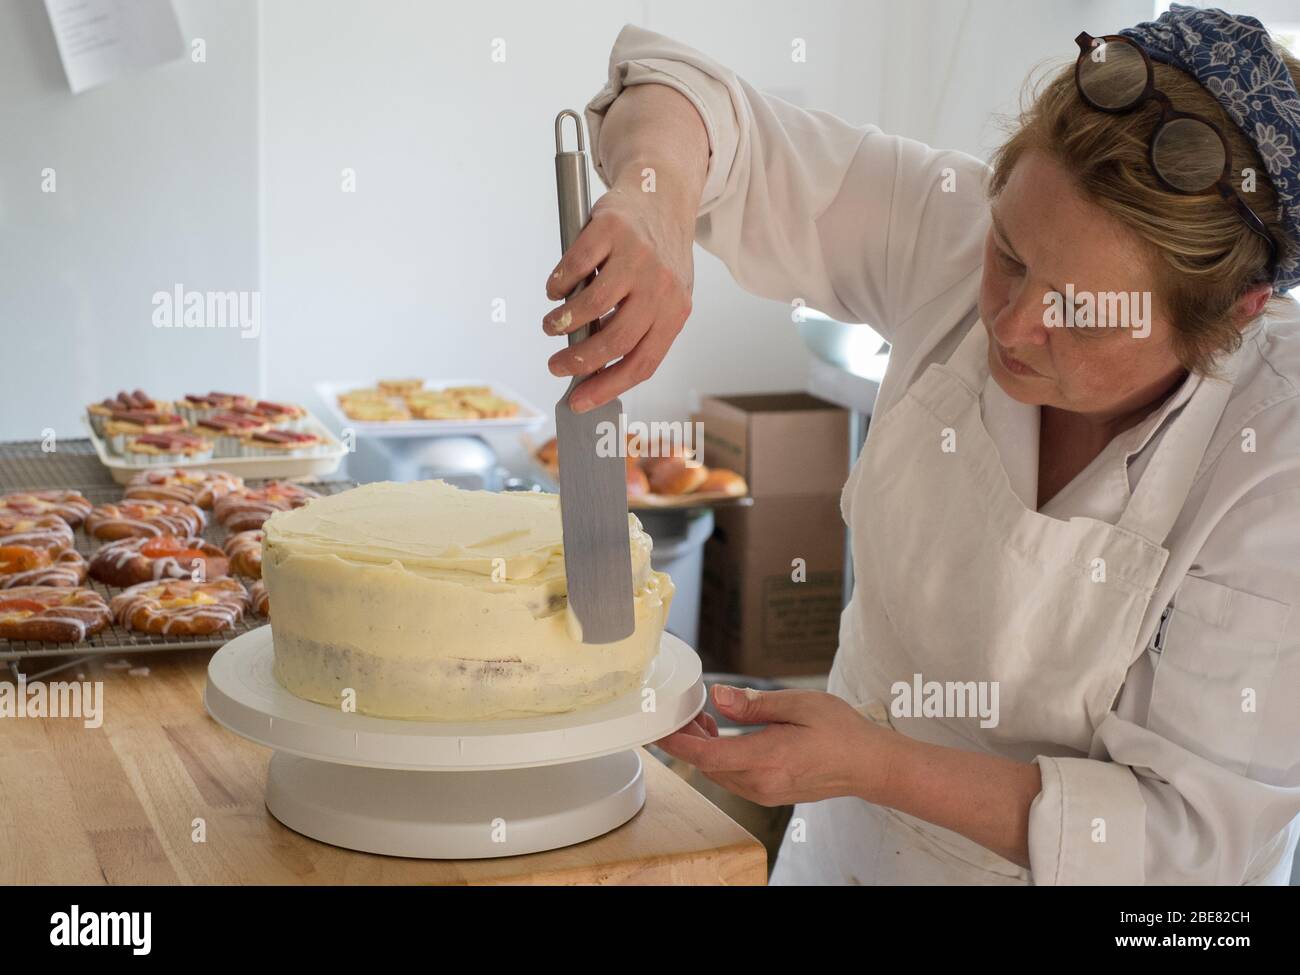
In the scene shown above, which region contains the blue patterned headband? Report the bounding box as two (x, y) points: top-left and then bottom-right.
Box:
(1120, 4), (1300, 291)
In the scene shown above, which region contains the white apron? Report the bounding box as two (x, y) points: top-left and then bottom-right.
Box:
(770, 320), (1240, 885)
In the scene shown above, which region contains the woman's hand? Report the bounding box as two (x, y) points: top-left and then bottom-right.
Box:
(542, 82), (708, 413)
(655, 685), (901, 807)
(543, 179), (696, 413)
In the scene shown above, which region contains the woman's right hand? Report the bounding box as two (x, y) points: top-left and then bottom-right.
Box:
(542, 178), (697, 413)
(542, 82), (709, 413)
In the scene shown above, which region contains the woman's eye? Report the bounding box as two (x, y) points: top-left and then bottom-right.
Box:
(994, 246), (1023, 274)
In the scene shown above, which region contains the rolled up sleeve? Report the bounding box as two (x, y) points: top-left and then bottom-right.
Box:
(582, 24), (991, 340)
(1029, 753), (1147, 885)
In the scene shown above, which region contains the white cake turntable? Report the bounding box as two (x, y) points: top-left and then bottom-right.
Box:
(204, 625), (705, 859)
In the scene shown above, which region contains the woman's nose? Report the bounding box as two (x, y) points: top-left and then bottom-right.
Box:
(992, 285), (1051, 348)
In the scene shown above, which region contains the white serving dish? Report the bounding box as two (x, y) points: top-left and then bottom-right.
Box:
(314, 379), (547, 439)
(83, 414), (346, 485)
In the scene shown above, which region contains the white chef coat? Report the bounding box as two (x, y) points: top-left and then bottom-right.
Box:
(584, 24), (1300, 884)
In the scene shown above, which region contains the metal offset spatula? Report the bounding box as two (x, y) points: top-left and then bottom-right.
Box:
(552, 109), (635, 644)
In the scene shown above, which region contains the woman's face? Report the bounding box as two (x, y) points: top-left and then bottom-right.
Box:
(978, 150), (1187, 420)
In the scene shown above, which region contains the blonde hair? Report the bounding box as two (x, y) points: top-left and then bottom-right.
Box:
(989, 43), (1300, 376)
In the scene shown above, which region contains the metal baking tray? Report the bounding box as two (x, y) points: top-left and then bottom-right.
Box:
(0, 439), (354, 666)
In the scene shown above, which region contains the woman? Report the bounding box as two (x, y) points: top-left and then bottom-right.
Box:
(543, 6), (1300, 884)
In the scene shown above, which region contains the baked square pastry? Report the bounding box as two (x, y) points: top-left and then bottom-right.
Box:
(405, 394), (478, 420)
(124, 468), (244, 509)
(84, 500), (206, 541)
(240, 429), (324, 457)
(230, 400), (308, 429)
(214, 481), (320, 532)
(378, 379), (424, 395)
(123, 432), (214, 465)
(194, 412), (272, 456)
(0, 586), (111, 642)
(89, 535), (229, 587)
(178, 392), (255, 423)
(87, 391), (173, 435)
(103, 410), (187, 452)
(0, 546), (88, 588)
(0, 489), (92, 527)
(340, 397), (411, 422)
(458, 392), (520, 418)
(223, 529), (264, 578)
(110, 577), (248, 635)
(0, 513), (75, 554)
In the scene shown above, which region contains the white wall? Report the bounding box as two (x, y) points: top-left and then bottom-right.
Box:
(257, 0), (1154, 445)
(0, 0), (261, 442)
(3, 0), (1161, 445)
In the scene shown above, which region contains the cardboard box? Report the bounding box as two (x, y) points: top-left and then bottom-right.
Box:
(694, 393), (849, 498)
(699, 494), (845, 677)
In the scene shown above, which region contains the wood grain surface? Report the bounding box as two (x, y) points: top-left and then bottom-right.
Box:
(0, 648), (766, 885)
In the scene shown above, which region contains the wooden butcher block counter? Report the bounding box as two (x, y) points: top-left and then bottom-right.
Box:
(0, 648), (767, 886)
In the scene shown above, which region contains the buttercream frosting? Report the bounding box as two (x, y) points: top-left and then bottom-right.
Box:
(262, 480), (673, 720)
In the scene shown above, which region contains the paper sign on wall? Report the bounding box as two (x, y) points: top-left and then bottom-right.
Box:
(43, 0), (184, 94)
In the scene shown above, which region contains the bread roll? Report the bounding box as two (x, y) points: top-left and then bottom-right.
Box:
(697, 468), (748, 497)
(643, 456), (708, 495)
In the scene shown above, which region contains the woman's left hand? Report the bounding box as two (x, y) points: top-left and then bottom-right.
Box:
(655, 685), (900, 807)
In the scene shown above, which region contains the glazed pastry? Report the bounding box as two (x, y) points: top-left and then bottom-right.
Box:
(89, 535), (229, 587)
(0, 546), (88, 588)
(0, 513), (75, 554)
(122, 432), (215, 465)
(110, 577), (248, 635)
(87, 391), (172, 435)
(0, 489), (92, 527)
(103, 410), (187, 452)
(124, 468), (243, 509)
(0, 586), (111, 643)
(696, 468), (748, 497)
(249, 579), (269, 618)
(214, 481), (320, 532)
(84, 500), (206, 541)
(223, 529), (264, 578)
(240, 429), (324, 457)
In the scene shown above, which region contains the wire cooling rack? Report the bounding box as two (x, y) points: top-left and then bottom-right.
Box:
(0, 439), (353, 671)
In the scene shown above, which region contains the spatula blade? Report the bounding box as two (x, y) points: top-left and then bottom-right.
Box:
(554, 393), (635, 644)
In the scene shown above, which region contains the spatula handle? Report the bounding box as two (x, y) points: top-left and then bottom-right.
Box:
(554, 110), (601, 350)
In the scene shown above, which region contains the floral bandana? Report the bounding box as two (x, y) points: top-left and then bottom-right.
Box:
(1120, 4), (1300, 290)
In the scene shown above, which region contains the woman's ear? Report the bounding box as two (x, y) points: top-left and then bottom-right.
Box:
(1234, 282), (1273, 329)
